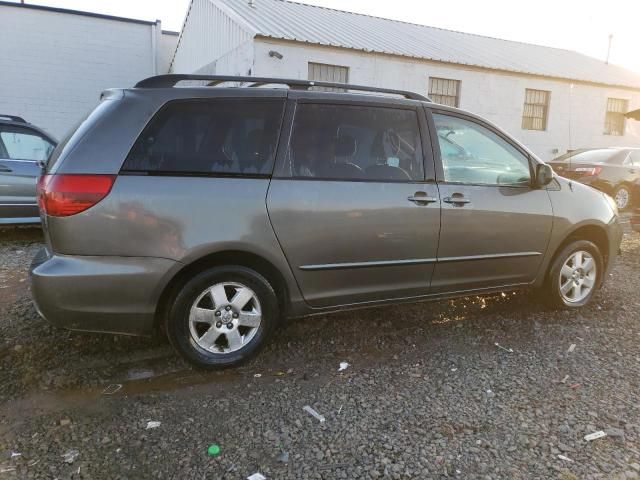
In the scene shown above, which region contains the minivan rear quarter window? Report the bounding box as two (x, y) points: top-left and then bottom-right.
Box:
(123, 99), (284, 175)
(284, 104), (424, 181)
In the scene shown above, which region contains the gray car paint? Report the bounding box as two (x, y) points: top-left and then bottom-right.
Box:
(0, 121), (55, 224)
(30, 86), (622, 336)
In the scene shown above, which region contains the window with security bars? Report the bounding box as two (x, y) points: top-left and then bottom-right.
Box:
(428, 77), (460, 107)
(604, 97), (628, 136)
(308, 62), (349, 92)
(522, 89), (550, 131)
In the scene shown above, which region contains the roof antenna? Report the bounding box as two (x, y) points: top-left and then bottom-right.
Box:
(605, 34), (613, 64)
(248, 0), (255, 7)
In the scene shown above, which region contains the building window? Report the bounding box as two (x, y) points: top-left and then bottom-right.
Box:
(522, 89), (550, 131)
(308, 62), (349, 92)
(428, 77), (460, 107)
(604, 97), (628, 136)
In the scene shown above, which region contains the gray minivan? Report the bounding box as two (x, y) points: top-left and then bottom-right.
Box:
(31, 75), (622, 368)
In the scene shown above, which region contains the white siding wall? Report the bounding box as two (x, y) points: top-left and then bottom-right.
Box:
(0, 5), (161, 139)
(192, 40), (255, 76)
(171, 0), (255, 74)
(159, 32), (180, 75)
(253, 39), (640, 160)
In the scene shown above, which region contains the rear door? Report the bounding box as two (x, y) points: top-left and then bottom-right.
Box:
(427, 108), (553, 293)
(267, 96), (441, 308)
(0, 124), (54, 221)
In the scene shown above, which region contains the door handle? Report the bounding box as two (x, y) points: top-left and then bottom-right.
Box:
(0, 164), (11, 173)
(407, 192), (438, 205)
(443, 196), (471, 205)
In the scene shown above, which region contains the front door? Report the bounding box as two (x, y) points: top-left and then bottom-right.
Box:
(428, 110), (553, 293)
(268, 100), (440, 307)
(0, 125), (54, 221)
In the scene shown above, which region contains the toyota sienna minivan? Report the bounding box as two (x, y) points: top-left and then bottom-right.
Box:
(31, 75), (623, 368)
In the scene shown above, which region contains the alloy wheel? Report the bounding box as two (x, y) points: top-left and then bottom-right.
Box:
(615, 187), (630, 210)
(558, 250), (597, 304)
(188, 282), (262, 354)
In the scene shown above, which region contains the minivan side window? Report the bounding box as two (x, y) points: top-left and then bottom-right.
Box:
(433, 113), (531, 186)
(0, 126), (55, 161)
(123, 99), (284, 175)
(285, 104), (424, 181)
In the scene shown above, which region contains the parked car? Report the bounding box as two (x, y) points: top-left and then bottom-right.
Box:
(31, 75), (623, 368)
(0, 115), (56, 224)
(548, 148), (640, 211)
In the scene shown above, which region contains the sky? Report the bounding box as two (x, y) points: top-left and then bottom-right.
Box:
(8, 0), (640, 74)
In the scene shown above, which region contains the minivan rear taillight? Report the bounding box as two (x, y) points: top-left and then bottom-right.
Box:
(37, 174), (116, 217)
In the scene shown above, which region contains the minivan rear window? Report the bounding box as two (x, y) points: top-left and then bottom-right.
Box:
(122, 99), (284, 176)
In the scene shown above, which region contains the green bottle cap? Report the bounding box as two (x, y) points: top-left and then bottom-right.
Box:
(207, 444), (221, 456)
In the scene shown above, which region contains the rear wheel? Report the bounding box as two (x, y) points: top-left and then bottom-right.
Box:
(166, 266), (279, 368)
(613, 185), (632, 211)
(546, 240), (603, 308)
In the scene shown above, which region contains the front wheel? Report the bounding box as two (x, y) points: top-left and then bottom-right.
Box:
(166, 266), (280, 369)
(546, 240), (603, 308)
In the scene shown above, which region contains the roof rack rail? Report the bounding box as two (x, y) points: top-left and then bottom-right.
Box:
(0, 114), (26, 123)
(134, 74), (430, 102)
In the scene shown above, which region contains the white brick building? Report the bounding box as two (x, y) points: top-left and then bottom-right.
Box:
(172, 0), (640, 160)
(0, 2), (178, 139)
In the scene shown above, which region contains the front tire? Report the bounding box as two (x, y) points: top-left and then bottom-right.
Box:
(546, 240), (603, 308)
(166, 266), (279, 369)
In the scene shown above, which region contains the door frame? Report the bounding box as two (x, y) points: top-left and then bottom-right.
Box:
(273, 92), (437, 182)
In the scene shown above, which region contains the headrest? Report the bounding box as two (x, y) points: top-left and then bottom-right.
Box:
(336, 134), (357, 157)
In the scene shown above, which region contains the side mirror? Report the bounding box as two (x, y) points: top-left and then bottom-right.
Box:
(535, 163), (553, 187)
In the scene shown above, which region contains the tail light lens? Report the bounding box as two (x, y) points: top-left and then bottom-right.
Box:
(574, 166), (602, 176)
(37, 174), (116, 217)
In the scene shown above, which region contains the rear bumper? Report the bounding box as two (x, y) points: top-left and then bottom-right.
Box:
(30, 249), (179, 336)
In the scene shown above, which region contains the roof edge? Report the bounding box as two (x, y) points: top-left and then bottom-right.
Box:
(210, 0), (261, 36)
(0, 0), (158, 26)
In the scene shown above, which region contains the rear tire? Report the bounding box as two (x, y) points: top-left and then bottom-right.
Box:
(166, 266), (279, 369)
(613, 185), (632, 211)
(546, 240), (603, 309)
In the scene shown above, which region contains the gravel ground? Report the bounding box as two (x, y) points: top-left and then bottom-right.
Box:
(1, 221), (640, 479)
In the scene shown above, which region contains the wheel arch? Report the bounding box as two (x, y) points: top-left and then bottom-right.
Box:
(546, 223), (610, 284)
(154, 250), (290, 332)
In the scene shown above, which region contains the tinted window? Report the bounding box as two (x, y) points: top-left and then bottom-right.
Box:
(123, 99), (284, 175)
(0, 126), (54, 161)
(285, 104), (424, 181)
(433, 114), (531, 185)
